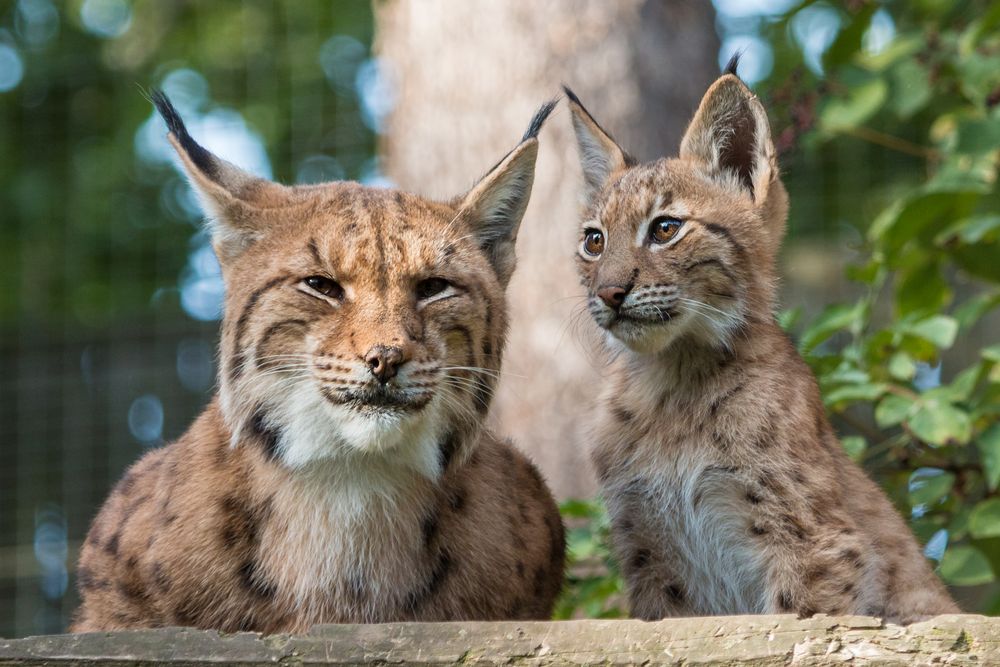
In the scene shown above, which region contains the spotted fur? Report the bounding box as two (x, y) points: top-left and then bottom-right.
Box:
(564, 68), (957, 623)
(71, 93), (564, 633)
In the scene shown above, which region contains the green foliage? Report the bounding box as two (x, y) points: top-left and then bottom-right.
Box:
(555, 498), (625, 619)
(783, 0), (1000, 597)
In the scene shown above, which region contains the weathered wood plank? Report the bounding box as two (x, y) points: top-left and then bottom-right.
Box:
(1, 614), (996, 666)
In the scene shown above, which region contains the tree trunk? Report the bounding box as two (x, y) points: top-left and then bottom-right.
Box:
(375, 0), (719, 498)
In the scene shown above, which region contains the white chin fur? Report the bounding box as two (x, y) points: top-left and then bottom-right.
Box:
(261, 378), (447, 481)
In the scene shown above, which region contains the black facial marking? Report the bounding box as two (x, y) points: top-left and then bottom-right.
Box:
(779, 591), (793, 611)
(249, 408), (282, 461)
(230, 276), (289, 383)
(307, 237), (322, 266)
(684, 258), (738, 286)
(664, 584), (685, 603)
(700, 222), (747, 260)
(750, 523), (767, 536)
(255, 319), (309, 367)
(438, 431), (461, 472)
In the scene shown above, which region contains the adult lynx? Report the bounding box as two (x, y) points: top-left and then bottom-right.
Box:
(72, 93), (564, 633)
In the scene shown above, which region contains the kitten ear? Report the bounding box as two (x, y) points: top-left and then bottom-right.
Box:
(564, 86), (632, 206)
(151, 90), (288, 263)
(456, 99), (555, 286)
(678, 60), (777, 203)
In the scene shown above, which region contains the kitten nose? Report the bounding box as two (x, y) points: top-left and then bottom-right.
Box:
(365, 345), (406, 383)
(597, 285), (629, 311)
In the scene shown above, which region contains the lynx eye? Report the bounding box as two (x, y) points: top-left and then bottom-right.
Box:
(303, 276), (344, 299)
(649, 216), (683, 244)
(582, 228), (605, 256)
(416, 277), (450, 300)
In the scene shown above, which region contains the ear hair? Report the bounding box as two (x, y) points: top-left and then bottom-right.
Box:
(678, 71), (776, 203)
(455, 99), (555, 286)
(563, 86), (635, 206)
(150, 89), (287, 262)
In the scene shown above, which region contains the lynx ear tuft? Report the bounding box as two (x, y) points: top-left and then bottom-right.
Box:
(564, 86), (633, 206)
(456, 100), (554, 286)
(150, 89), (288, 262)
(522, 99), (557, 142)
(724, 51), (741, 76)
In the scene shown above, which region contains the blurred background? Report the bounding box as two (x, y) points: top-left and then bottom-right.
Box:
(1, 0), (998, 636)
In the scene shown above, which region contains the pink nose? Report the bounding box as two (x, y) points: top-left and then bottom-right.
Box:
(597, 285), (628, 310)
(365, 345), (405, 383)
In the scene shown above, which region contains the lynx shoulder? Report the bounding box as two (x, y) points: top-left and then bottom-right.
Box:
(562, 60), (957, 624)
(71, 94), (564, 633)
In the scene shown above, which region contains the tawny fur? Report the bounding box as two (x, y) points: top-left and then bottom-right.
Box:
(71, 96), (564, 633)
(564, 72), (958, 624)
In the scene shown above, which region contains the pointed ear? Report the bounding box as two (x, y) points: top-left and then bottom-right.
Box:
(563, 86), (632, 206)
(678, 70), (777, 204)
(151, 90), (288, 263)
(456, 100), (555, 286)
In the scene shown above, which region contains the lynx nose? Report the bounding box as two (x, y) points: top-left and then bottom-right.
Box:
(365, 345), (406, 383)
(597, 285), (629, 311)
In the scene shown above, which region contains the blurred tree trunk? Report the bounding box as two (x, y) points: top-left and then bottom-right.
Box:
(375, 0), (719, 498)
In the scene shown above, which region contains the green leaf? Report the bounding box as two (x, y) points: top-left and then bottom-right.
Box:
(954, 292), (1000, 329)
(984, 346), (1000, 364)
(909, 469), (955, 507)
(841, 435), (866, 462)
(870, 191), (980, 253)
(955, 119), (1000, 156)
(875, 394), (914, 428)
(940, 545), (995, 586)
(896, 260), (951, 317)
(978, 423), (1000, 491)
(969, 498), (1000, 538)
(801, 303), (864, 354)
(819, 78), (888, 133)
(907, 400), (973, 446)
(824, 382), (887, 407)
(899, 315), (958, 349)
(888, 352), (917, 381)
(953, 243), (1000, 283)
(890, 59), (932, 119)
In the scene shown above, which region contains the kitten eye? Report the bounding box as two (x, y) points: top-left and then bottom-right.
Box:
(303, 276), (344, 299)
(416, 277), (450, 300)
(649, 217), (683, 244)
(582, 228), (605, 256)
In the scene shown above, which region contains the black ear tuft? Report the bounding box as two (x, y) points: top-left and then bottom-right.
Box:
(724, 51), (742, 76)
(521, 98), (558, 142)
(561, 84), (584, 108)
(149, 88), (218, 179)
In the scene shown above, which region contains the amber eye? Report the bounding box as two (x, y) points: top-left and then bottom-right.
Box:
(416, 277), (450, 300)
(649, 217), (683, 244)
(582, 228), (605, 256)
(304, 276), (344, 299)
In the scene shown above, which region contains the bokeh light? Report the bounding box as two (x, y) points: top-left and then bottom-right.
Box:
(128, 394), (164, 445)
(79, 0), (132, 39)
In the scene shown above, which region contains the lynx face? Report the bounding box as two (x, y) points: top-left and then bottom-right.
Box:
(154, 92), (552, 473)
(566, 80), (788, 355)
